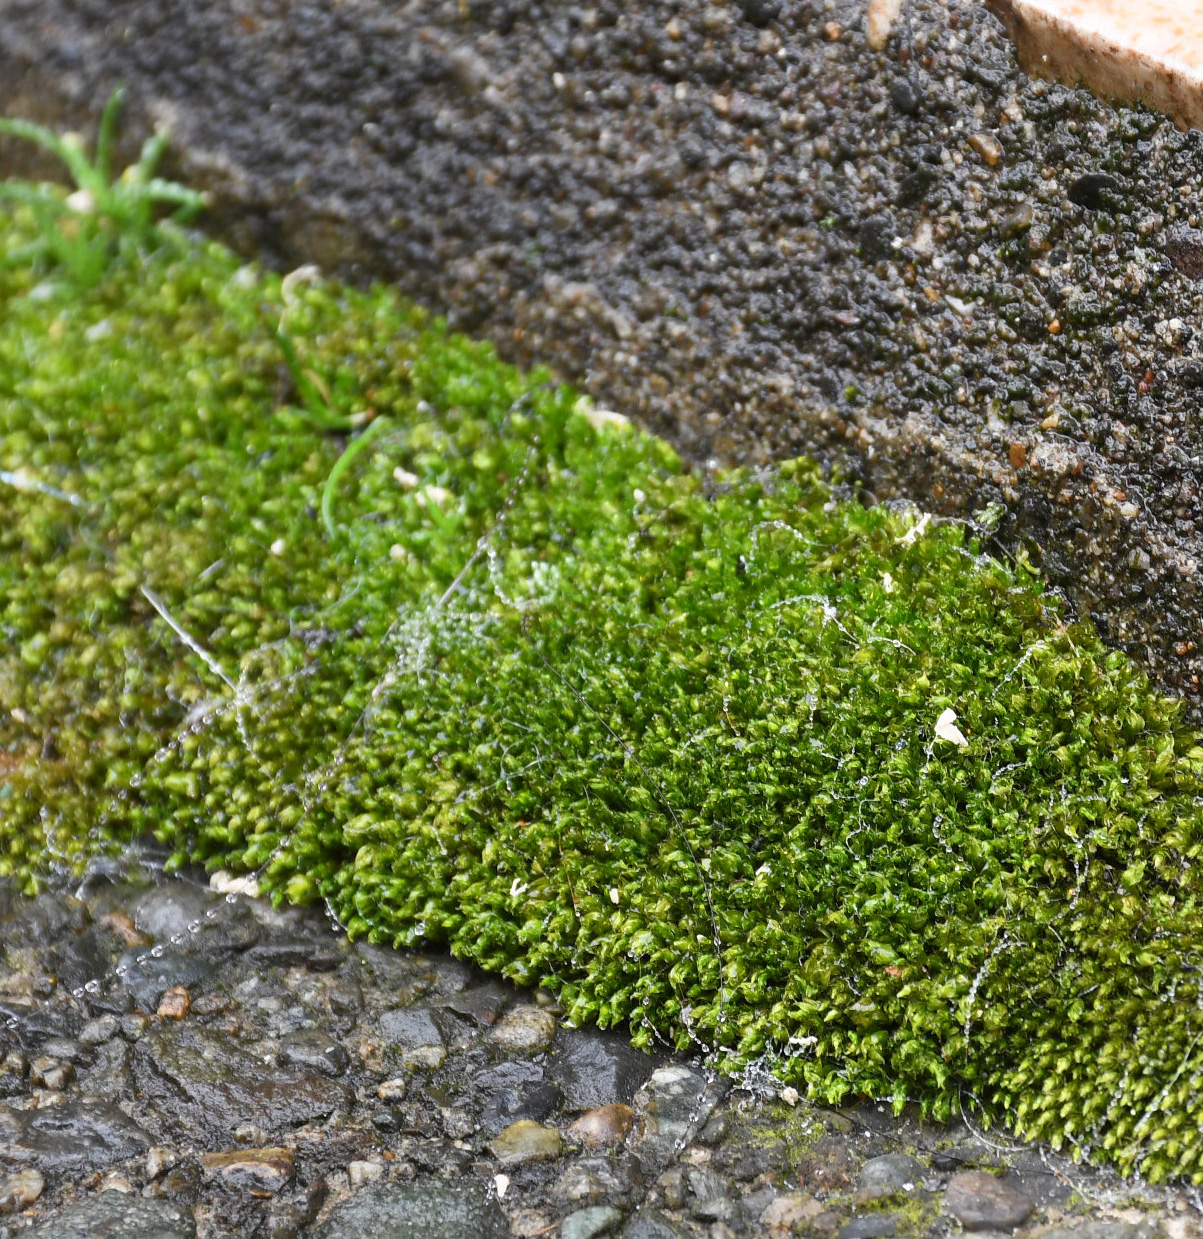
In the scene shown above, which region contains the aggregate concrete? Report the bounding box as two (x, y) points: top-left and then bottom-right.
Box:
(1, 0), (1203, 707)
(1, 865), (1202, 1238)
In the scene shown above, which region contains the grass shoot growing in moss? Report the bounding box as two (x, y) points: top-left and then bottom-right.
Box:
(0, 87), (204, 288)
(4, 185), (1203, 1182)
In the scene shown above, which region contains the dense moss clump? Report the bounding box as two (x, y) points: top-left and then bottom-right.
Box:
(5, 206), (1203, 1182)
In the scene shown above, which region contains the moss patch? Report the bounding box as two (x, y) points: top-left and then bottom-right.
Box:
(5, 205), (1203, 1181)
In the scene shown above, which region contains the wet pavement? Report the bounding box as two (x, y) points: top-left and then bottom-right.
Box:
(1, 862), (1201, 1238)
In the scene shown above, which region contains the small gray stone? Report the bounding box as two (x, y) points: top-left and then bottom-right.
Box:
(561, 1205), (624, 1239)
(857, 1153), (923, 1200)
(685, 1165), (731, 1220)
(548, 1028), (659, 1110)
(630, 1066), (718, 1172)
(379, 1006), (444, 1051)
(839, 1215), (899, 1239)
(943, 1170), (1033, 1231)
(552, 1156), (640, 1207)
(0, 1100), (151, 1175)
(278, 1029), (350, 1077)
(78, 1014), (122, 1046)
(1040, 1225), (1150, 1239)
(29, 1192), (195, 1238)
(314, 1180), (507, 1239)
(621, 1210), (686, 1239)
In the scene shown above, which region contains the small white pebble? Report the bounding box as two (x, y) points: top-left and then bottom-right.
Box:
(347, 1160), (384, 1187)
(269, 538), (286, 556)
(494, 1173), (510, 1200)
(609, 887), (620, 905)
(934, 707), (969, 749)
(779, 1086), (800, 1106)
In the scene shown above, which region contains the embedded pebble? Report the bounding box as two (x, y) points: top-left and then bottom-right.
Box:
(857, 1152), (923, 1201)
(347, 1158), (384, 1187)
(568, 1102), (636, 1148)
(560, 1204), (625, 1239)
(200, 1146), (295, 1196)
(157, 985), (192, 1020)
(27, 1193), (195, 1238)
(78, 1013), (121, 1045)
(630, 1066), (718, 1171)
(488, 1004), (557, 1053)
(314, 1181), (507, 1239)
(376, 1076), (408, 1102)
(489, 1118), (563, 1167)
(0, 1168), (44, 1213)
(146, 1146), (178, 1180)
(943, 1170), (1034, 1230)
(278, 1028), (350, 1078)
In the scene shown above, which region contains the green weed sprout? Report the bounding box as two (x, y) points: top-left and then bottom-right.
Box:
(273, 265), (396, 538)
(0, 87), (205, 286)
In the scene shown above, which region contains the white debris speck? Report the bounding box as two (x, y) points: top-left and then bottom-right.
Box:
(209, 870), (261, 898)
(280, 264), (322, 305)
(575, 396), (630, 431)
(269, 538), (286, 556)
(65, 188), (95, 214)
(882, 571), (895, 593)
(414, 485), (453, 507)
(609, 887), (621, 905)
(633, 488), (647, 504)
(494, 1174), (510, 1200)
(895, 512), (932, 546)
(393, 467), (420, 489)
(779, 1085), (800, 1106)
(934, 707), (969, 748)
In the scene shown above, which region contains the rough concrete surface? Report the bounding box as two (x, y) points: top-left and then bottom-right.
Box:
(1, 0), (1203, 704)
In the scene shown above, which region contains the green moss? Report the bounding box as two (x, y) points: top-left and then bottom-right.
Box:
(6, 202), (1203, 1182)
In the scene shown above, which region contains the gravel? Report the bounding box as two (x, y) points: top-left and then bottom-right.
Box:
(1, 864), (1202, 1238)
